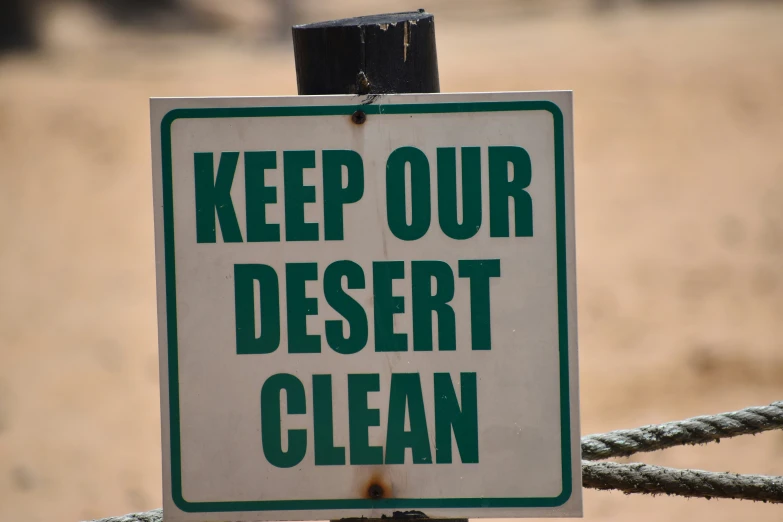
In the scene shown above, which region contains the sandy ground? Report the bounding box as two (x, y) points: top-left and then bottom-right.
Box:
(1, 1), (783, 521)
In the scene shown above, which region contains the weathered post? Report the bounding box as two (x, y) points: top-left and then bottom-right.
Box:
(292, 10), (439, 96)
(294, 11), (465, 522)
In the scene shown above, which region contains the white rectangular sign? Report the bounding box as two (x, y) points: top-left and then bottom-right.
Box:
(150, 91), (581, 521)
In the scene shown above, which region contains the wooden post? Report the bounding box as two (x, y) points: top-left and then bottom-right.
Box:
(292, 10), (462, 522)
(292, 10), (440, 96)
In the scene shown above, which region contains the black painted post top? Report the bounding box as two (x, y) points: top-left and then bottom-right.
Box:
(292, 10), (439, 96)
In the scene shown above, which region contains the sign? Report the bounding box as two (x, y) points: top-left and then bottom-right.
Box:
(150, 92), (581, 521)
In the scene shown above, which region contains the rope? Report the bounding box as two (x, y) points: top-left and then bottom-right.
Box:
(583, 461), (783, 503)
(85, 401), (783, 521)
(582, 401), (783, 461)
(90, 509), (161, 522)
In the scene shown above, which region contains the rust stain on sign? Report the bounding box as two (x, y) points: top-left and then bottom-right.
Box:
(360, 469), (393, 499)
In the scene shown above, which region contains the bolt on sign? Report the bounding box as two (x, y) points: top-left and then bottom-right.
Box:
(150, 92), (581, 521)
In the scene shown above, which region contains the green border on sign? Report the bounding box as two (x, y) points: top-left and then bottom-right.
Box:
(160, 100), (571, 513)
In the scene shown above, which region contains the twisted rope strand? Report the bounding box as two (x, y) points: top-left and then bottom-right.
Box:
(582, 401), (783, 461)
(583, 461), (783, 503)
(91, 509), (161, 522)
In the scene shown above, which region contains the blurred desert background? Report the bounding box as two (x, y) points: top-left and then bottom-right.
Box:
(1, 0), (783, 520)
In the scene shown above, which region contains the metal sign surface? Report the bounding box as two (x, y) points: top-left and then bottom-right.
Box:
(150, 91), (581, 521)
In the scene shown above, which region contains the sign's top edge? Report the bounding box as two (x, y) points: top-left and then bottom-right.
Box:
(149, 90), (573, 102)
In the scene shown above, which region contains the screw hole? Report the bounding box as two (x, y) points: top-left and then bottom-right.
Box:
(368, 483), (384, 499)
(351, 110), (367, 125)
